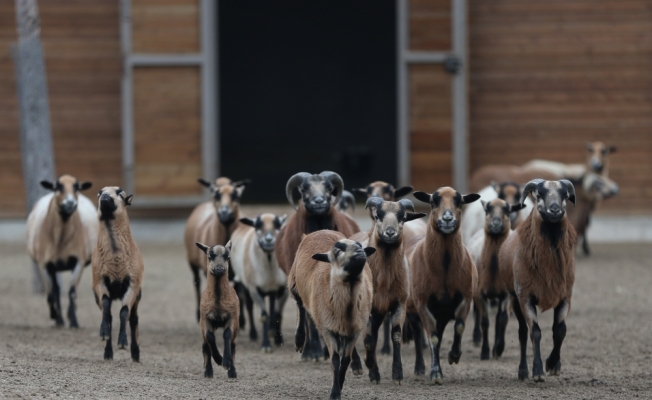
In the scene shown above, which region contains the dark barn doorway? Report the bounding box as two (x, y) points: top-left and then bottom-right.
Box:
(219, 1), (397, 202)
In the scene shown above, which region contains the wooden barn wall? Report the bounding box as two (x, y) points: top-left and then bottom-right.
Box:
(469, 0), (652, 211)
(0, 1), (121, 217)
(408, 0), (454, 192)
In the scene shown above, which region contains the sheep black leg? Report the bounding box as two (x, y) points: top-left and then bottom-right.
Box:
(191, 263), (201, 322)
(407, 312), (425, 375)
(234, 282), (247, 329)
(512, 296), (529, 380)
(380, 315), (391, 355)
(203, 342), (213, 378)
(68, 287), (78, 328)
(274, 286), (287, 346)
(129, 298), (140, 362)
(339, 334), (357, 392)
(47, 265), (64, 326)
(306, 317), (322, 362)
(245, 289), (257, 341)
(525, 298), (544, 382)
(260, 294), (272, 353)
(582, 233), (590, 256)
(478, 297), (490, 360)
(329, 349), (342, 400)
(206, 330), (223, 366)
(117, 306), (129, 349)
(228, 342), (237, 378)
(428, 319), (448, 384)
(222, 327), (234, 371)
(391, 324), (403, 384)
(295, 304), (307, 353)
(546, 300), (568, 376)
(493, 294), (509, 359)
(364, 311), (384, 384)
(101, 296), (113, 360)
(268, 292), (277, 340)
(350, 348), (363, 375)
(472, 302), (481, 347)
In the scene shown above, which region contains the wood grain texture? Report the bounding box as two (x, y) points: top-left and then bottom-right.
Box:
(131, 0), (200, 53)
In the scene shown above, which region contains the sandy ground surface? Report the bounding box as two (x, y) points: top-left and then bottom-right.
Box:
(1, 242), (652, 399)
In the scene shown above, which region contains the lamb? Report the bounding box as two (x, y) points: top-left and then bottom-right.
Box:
(349, 197), (426, 385)
(26, 174), (98, 328)
(467, 198), (524, 360)
(184, 177), (250, 323)
(405, 186), (480, 384)
(275, 171), (361, 362)
(287, 230), (375, 400)
(91, 187), (144, 362)
(196, 241), (239, 379)
(230, 213), (288, 352)
(498, 179), (577, 382)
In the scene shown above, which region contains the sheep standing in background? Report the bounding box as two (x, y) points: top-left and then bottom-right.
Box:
(26, 175), (97, 328)
(230, 213), (288, 352)
(184, 178), (251, 327)
(276, 171), (360, 362)
(335, 190), (356, 214)
(196, 241), (239, 379)
(288, 230), (374, 400)
(405, 187), (480, 384)
(467, 198), (524, 359)
(499, 179), (576, 382)
(349, 197), (425, 385)
(92, 187), (143, 362)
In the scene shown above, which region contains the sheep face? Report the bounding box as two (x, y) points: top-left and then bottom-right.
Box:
(365, 197), (426, 245)
(353, 181), (413, 201)
(413, 187), (481, 235)
(196, 241), (232, 277)
(481, 198), (520, 236)
(491, 181), (521, 225)
(312, 239), (376, 281)
(583, 173), (619, 201)
(585, 141), (616, 174)
(285, 172), (344, 215)
(240, 213), (287, 252)
(40, 175), (92, 220)
(97, 186), (132, 220)
(522, 180), (576, 223)
(213, 184), (245, 225)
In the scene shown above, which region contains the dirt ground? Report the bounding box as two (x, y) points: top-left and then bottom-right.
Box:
(1, 242), (651, 399)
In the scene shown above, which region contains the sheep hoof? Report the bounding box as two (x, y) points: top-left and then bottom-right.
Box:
(222, 357), (233, 371)
(274, 334), (284, 346)
(204, 368), (213, 378)
(261, 346), (273, 354)
(352, 367), (363, 376)
(104, 348), (113, 361)
(55, 318), (65, 328)
(533, 374), (545, 383)
(545, 358), (561, 375)
(393, 379), (401, 386)
(448, 351), (461, 365)
(118, 333), (128, 349)
(429, 370), (443, 384)
(227, 368), (237, 379)
(249, 330), (258, 342)
(480, 349), (490, 360)
(492, 345), (504, 359)
(369, 368), (380, 383)
(69, 320), (79, 329)
(380, 344), (391, 355)
(518, 367), (529, 381)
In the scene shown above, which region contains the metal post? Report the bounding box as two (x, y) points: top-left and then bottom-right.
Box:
(201, 0), (218, 180)
(452, 0), (469, 193)
(396, 0), (409, 187)
(120, 0), (134, 194)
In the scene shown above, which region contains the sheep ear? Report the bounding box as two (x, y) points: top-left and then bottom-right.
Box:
(124, 195), (133, 206)
(279, 214), (288, 225)
(225, 241), (232, 252)
(510, 203), (526, 212)
(608, 145), (617, 154)
(480, 200), (487, 211)
(413, 191), (431, 204)
(364, 247), (376, 257)
(77, 181), (93, 191)
(393, 186), (413, 199)
(352, 188), (368, 196)
(312, 253), (330, 263)
(585, 142), (594, 152)
(560, 179), (576, 206)
(463, 194), (481, 204)
(406, 212), (427, 222)
(198, 178), (213, 188)
(40, 180), (55, 191)
(195, 242), (210, 254)
(239, 217), (255, 227)
(490, 181), (500, 194)
(233, 179), (251, 188)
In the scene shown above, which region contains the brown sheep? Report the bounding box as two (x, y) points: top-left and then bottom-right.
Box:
(287, 230), (375, 400)
(467, 198), (524, 360)
(405, 187), (480, 384)
(184, 178), (250, 325)
(275, 171), (361, 362)
(196, 241), (239, 379)
(92, 187), (144, 362)
(470, 165), (559, 193)
(349, 197), (425, 385)
(499, 179), (577, 382)
(26, 175), (97, 328)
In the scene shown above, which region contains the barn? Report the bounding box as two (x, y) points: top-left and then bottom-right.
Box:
(1, 0), (649, 216)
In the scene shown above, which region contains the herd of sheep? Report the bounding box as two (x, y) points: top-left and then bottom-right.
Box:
(24, 142), (617, 399)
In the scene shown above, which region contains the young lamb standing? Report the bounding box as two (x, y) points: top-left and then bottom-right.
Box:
(230, 213), (288, 351)
(499, 179), (576, 382)
(26, 175), (98, 327)
(467, 198), (524, 359)
(349, 197), (425, 385)
(92, 187), (143, 362)
(288, 230), (375, 400)
(196, 241), (239, 379)
(405, 187), (480, 384)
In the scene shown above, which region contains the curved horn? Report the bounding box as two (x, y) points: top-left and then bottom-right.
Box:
(521, 179), (544, 206)
(319, 171), (344, 207)
(232, 179), (252, 187)
(340, 190), (356, 211)
(397, 198), (415, 212)
(285, 172), (311, 210)
(559, 179), (576, 206)
(365, 196), (383, 211)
